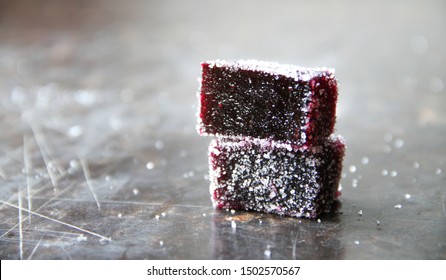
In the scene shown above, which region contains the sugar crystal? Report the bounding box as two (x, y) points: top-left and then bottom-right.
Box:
(394, 139), (404, 149)
(361, 157), (369, 165)
(349, 165), (357, 173)
(146, 162), (155, 170)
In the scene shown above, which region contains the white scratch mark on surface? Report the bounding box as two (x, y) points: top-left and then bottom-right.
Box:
(0, 186), (72, 239)
(28, 123), (66, 190)
(23, 136), (33, 223)
(27, 236), (43, 260)
(0, 166), (6, 180)
(17, 187), (24, 260)
(28, 124), (61, 190)
(292, 231), (299, 259)
(79, 157), (101, 211)
(0, 199), (112, 241)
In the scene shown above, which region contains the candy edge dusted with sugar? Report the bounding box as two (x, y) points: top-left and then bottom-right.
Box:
(196, 59), (338, 145)
(205, 59), (335, 81)
(208, 135), (345, 218)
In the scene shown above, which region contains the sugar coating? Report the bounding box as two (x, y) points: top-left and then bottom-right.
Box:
(197, 59), (338, 145)
(208, 135), (345, 218)
(206, 59), (335, 81)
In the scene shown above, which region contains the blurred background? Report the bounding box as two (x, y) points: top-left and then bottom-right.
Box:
(0, 0), (445, 259)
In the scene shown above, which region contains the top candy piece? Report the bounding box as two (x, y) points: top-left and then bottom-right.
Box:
(197, 59), (338, 146)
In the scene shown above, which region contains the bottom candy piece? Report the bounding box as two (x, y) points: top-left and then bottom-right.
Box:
(208, 135), (345, 218)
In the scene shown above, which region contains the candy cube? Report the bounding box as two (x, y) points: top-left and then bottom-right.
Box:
(208, 135), (345, 218)
(197, 60), (338, 146)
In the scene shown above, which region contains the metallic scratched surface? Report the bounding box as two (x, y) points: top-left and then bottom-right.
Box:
(0, 0), (445, 259)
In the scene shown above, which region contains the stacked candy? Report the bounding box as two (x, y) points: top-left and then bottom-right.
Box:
(196, 60), (345, 218)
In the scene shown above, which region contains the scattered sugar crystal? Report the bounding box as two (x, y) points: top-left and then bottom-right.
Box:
(155, 215), (160, 220)
(349, 165), (357, 173)
(155, 140), (165, 150)
(159, 240), (164, 246)
(354, 240), (360, 245)
(376, 220), (380, 226)
(161, 212), (166, 217)
(146, 162), (155, 170)
(264, 249), (272, 258)
(413, 162), (420, 169)
(77, 235), (87, 242)
(394, 204), (402, 209)
(390, 170), (398, 177)
(405, 193), (411, 199)
(259, 220), (263, 224)
(435, 168), (442, 175)
(75, 90), (96, 106)
(68, 125), (83, 138)
(11, 87), (26, 105)
(230, 209), (236, 214)
(202, 213), (207, 217)
(394, 138), (404, 149)
(118, 213), (122, 218)
(381, 169), (388, 176)
(361, 157), (369, 165)
(358, 210), (363, 216)
(132, 188), (139, 195)
(105, 175), (112, 181)
(351, 178), (359, 188)
(69, 159), (80, 172)
(231, 221), (237, 228)
(317, 219), (321, 223)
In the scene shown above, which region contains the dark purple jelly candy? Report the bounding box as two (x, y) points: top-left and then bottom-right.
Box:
(208, 135), (345, 218)
(197, 60), (338, 146)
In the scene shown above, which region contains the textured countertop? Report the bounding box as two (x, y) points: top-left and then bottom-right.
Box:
(0, 0), (445, 259)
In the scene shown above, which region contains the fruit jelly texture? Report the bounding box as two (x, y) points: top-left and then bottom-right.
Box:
(197, 60), (338, 146)
(208, 135), (345, 218)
